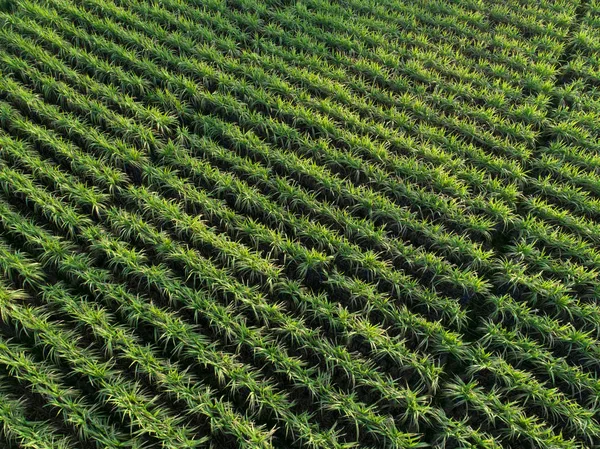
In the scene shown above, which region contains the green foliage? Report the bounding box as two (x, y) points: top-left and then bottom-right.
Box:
(0, 0), (16, 13)
(0, 0), (598, 447)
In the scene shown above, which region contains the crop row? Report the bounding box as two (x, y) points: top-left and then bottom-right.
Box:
(0, 0), (599, 447)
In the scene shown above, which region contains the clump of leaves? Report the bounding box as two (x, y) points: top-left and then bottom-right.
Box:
(0, 0), (16, 12)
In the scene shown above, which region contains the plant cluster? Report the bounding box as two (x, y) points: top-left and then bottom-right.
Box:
(0, 0), (598, 447)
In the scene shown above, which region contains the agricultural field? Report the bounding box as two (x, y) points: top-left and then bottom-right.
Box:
(0, 0), (599, 447)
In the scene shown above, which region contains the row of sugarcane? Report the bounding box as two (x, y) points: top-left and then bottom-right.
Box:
(14, 0), (600, 260)
(14, 0), (600, 255)
(0, 135), (594, 447)
(0, 52), (595, 449)
(1, 0), (600, 447)
(11, 0), (600, 334)
(0, 137), (489, 448)
(9, 0), (600, 384)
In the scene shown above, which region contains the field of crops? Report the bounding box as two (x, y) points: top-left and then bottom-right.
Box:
(0, 0), (599, 447)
